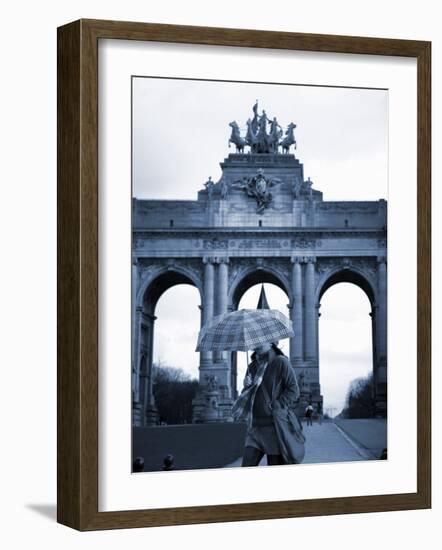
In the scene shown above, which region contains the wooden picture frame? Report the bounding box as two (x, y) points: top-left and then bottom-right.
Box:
(57, 19), (431, 530)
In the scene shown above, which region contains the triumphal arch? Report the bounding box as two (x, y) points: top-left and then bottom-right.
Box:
(132, 104), (387, 426)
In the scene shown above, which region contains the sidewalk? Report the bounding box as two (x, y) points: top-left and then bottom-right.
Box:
(224, 421), (373, 467)
(333, 418), (387, 458)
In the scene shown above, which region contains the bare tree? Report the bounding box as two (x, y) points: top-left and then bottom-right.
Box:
(340, 372), (375, 418)
(152, 363), (199, 424)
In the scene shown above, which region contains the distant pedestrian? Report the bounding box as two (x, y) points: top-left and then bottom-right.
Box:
(133, 456), (145, 472)
(305, 403), (314, 426)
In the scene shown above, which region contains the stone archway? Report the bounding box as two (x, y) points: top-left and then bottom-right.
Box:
(133, 266), (203, 426)
(316, 265), (377, 306)
(229, 265), (292, 311)
(315, 260), (387, 417)
(132, 114), (387, 426)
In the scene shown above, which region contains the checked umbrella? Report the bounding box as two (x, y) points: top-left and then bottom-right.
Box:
(195, 308), (294, 352)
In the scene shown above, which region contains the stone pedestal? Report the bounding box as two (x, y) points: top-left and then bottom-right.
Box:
(132, 400), (143, 427)
(192, 363), (234, 423)
(145, 403), (159, 425)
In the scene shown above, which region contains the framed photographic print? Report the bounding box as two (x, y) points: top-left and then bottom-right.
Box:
(57, 19), (431, 530)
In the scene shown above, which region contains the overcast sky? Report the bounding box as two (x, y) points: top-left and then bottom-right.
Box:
(133, 76), (387, 415)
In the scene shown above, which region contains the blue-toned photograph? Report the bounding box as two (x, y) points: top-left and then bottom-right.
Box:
(131, 77), (388, 473)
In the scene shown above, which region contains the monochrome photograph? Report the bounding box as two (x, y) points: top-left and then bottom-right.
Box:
(131, 76), (388, 473)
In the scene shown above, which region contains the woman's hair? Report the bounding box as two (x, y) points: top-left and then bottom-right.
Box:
(251, 343), (285, 362)
(271, 342), (285, 356)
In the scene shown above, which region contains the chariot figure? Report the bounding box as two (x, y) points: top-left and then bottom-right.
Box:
(251, 100), (259, 135)
(269, 117), (283, 153)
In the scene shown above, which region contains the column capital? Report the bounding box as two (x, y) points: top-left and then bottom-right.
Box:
(202, 256), (216, 265)
(377, 255), (387, 265)
(215, 256), (229, 265)
(306, 256), (317, 264)
(290, 256), (304, 264)
(132, 257), (139, 267)
(142, 312), (157, 322)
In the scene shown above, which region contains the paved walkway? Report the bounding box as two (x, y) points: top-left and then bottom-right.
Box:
(334, 419), (387, 458)
(224, 421), (372, 467)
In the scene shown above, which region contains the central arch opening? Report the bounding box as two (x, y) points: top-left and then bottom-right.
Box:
(232, 279), (290, 397)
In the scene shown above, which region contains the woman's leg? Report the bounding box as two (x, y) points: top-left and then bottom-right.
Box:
(267, 454), (285, 466)
(242, 446), (264, 467)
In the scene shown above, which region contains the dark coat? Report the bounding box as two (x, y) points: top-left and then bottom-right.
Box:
(246, 353), (305, 463)
(246, 354), (300, 426)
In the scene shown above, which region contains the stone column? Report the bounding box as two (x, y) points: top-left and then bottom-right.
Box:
(290, 256), (304, 365)
(193, 256), (232, 422)
(375, 256), (388, 416)
(200, 257), (215, 366)
(216, 258), (229, 315)
(132, 302), (143, 426)
(132, 260), (140, 404)
(304, 257), (317, 362)
(133, 306), (142, 402)
(215, 257), (229, 362)
(144, 313), (158, 425)
(369, 308), (378, 415)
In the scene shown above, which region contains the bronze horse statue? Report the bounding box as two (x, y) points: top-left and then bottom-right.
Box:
(281, 122), (297, 154)
(228, 121), (246, 153)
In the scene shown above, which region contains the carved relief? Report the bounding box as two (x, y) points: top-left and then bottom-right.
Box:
(316, 257), (378, 279)
(203, 238), (228, 250)
(291, 237), (322, 249)
(237, 239), (283, 249)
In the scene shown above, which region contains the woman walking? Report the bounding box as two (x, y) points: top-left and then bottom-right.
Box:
(196, 304), (305, 466)
(234, 342), (301, 467)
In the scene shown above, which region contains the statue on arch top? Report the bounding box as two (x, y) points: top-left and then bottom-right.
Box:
(228, 102), (297, 154)
(204, 176), (215, 200)
(281, 122), (297, 154)
(228, 121), (246, 154)
(251, 100), (259, 135)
